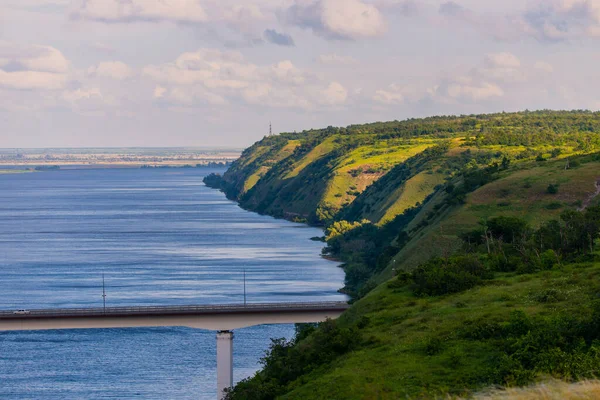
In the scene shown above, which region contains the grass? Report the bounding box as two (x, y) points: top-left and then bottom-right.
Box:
(286, 137), (337, 179)
(319, 141), (437, 216)
(280, 259), (600, 400)
(338, 141), (435, 173)
(378, 170), (447, 224)
(472, 379), (600, 400)
(381, 157), (600, 279)
(241, 140), (301, 193)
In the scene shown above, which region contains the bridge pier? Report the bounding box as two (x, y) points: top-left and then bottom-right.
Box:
(216, 330), (234, 400)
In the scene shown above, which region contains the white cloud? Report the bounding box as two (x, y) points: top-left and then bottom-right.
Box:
(534, 61), (554, 73)
(320, 82), (348, 105)
(373, 84), (405, 105)
(0, 70), (67, 90)
(153, 86), (167, 99)
(0, 41), (69, 73)
(285, 0), (387, 40)
(446, 81), (504, 101)
(0, 41), (69, 90)
(318, 54), (357, 65)
(484, 52), (520, 69)
(62, 87), (102, 102)
(71, 0), (208, 23)
(143, 48), (347, 110)
(88, 61), (134, 80)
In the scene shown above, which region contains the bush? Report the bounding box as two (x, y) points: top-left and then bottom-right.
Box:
(487, 216), (530, 243)
(545, 202), (563, 210)
(411, 256), (492, 296)
(547, 184), (559, 194)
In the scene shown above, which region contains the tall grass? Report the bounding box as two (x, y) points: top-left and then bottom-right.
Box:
(473, 380), (600, 400)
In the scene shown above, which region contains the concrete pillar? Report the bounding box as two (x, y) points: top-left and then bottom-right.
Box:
(216, 330), (234, 400)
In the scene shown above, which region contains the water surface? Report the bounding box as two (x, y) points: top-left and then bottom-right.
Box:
(0, 168), (345, 399)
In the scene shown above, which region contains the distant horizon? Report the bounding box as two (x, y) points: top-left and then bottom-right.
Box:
(0, 146), (244, 151)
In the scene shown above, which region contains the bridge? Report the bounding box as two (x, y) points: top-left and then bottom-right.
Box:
(0, 302), (349, 399)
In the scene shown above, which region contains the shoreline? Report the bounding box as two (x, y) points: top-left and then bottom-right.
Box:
(203, 173), (348, 298)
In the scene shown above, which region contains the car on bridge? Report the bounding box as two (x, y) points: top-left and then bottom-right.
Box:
(13, 310), (30, 315)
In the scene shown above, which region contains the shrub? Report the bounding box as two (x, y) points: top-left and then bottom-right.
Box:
(545, 202), (563, 210)
(487, 216), (530, 243)
(411, 256), (491, 296)
(547, 184), (559, 194)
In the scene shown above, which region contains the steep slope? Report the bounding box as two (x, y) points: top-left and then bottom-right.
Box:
(206, 111), (600, 297)
(209, 110), (600, 400)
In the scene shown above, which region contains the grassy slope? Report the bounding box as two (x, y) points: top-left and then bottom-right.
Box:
(212, 111), (600, 399)
(281, 258), (600, 399)
(378, 157), (600, 282)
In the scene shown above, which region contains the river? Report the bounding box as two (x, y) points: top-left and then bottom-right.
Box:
(0, 168), (346, 399)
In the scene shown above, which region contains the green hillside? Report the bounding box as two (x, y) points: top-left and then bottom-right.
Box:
(205, 111), (600, 399)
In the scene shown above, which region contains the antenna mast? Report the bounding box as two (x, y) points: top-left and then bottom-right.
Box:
(269, 122), (272, 136)
(102, 272), (106, 312)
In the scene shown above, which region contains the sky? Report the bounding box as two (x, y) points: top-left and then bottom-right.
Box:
(1, 0), (600, 148)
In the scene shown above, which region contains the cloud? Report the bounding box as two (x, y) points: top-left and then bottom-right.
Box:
(373, 84), (405, 105)
(320, 82), (348, 105)
(478, 52), (525, 82)
(71, 0), (208, 23)
(0, 41), (69, 90)
(263, 29), (295, 46)
(318, 53), (357, 65)
(88, 61), (134, 79)
(534, 61), (554, 73)
(142, 48), (347, 110)
(439, 1), (467, 17)
(438, 0), (600, 42)
(0, 41), (69, 73)
(62, 87), (102, 102)
(0, 70), (67, 90)
(445, 81), (504, 101)
(484, 52), (521, 69)
(285, 0), (387, 40)
(520, 0), (600, 41)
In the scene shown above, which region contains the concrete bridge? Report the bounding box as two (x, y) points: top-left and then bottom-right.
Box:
(0, 302), (349, 399)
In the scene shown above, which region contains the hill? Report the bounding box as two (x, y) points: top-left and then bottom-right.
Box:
(205, 111), (600, 399)
(206, 111), (600, 297)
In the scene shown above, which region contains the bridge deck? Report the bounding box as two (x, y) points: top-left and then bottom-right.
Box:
(0, 302), (349, 320)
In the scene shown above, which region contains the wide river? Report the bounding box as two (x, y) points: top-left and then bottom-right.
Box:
(0, 168), (346, 399)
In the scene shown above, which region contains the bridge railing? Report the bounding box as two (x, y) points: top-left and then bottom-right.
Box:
(0, 302), (349, 318)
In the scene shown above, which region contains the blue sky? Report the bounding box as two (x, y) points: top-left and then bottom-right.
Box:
(1, 0), (600, 148)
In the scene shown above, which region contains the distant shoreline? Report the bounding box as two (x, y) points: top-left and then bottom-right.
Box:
(0, 149), (240, 171)
(0, 163), (233, 171)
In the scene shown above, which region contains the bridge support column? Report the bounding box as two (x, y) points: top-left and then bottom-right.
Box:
(216, 330), (234, 400)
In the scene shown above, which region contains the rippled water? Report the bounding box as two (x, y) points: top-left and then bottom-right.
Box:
(0, 168), (345, 399)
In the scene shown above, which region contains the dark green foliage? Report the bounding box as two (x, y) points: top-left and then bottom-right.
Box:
(225, 319), (360, 400)
(547, 184), (559, 194)
(325, 207), (420, 298)
(411, 256), (492, 296)
(487, 216), (530, 243)
(203, 173), (224, 189)
(460, 309), (600, 386)
(545, 202), (563, 210)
